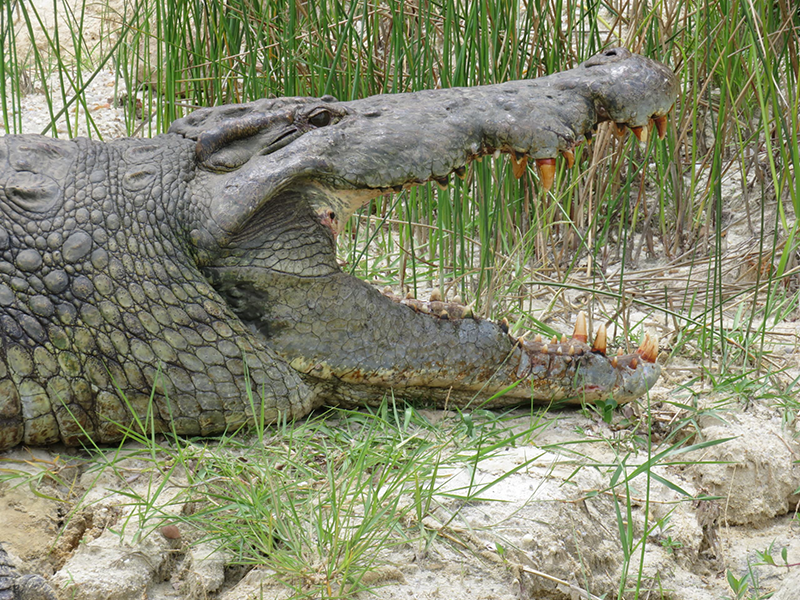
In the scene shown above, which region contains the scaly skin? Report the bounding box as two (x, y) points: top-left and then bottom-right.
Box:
(0, 48), (677, 451)
(0, 544), (57, 600)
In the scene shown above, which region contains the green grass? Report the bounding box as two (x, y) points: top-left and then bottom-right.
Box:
(2, 1), (800, 598)
(3, 1), (798, 371)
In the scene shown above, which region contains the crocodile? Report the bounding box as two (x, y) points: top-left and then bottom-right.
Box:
(0, 545), (56, 600)
(0, 48), (677, 453)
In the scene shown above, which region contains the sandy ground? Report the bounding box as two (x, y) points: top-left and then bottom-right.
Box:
(3, 8), (800, 599)
(2, 397), (799, 600)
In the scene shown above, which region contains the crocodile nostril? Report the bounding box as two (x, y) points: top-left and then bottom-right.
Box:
(605, 49), (617, 57)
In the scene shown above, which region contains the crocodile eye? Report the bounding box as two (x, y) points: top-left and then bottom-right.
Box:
(309, 110), (332, 127)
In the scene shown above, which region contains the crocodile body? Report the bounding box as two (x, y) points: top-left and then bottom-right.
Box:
(0, 48), (677, 451)
(0, 545), (57, 600)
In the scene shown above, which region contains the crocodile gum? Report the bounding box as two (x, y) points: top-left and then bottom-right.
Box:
(0, 48), (678, 453)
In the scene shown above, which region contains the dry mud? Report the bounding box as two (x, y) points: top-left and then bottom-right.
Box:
(2, 399), (800, 600)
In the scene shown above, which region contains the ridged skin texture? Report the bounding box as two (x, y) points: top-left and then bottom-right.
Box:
(0, 136), (312, 450)
(0, 48), (675, 450)
(0, 544), (57, 600)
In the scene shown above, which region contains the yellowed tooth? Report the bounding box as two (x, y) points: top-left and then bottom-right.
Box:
(430, 288), (442, 302)
(592, 323), (607, 355)
(611, 356), (618, 367)
(511, 152), (528, 179)
(452, 295), (462, 305)
(550, 335), (558, 345)
(636, 332), (659, 363)
(493, 149), (501, 160)
(534, 334), (543, 344)
(405, 291), (415, 300)
(572, 311), (588, 343)
(613, 122), (627, 137)
(536, 158), (556, 192)
(631, 125), (648, 144)
(654, 115), (668, 140)
(434, 176), (449, 190)
(454, 165), (467, 179)
(568, 345), (575, 355)
(562, 148), (575, 169)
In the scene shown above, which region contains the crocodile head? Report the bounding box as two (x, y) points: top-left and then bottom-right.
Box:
(170, 47), (676, 408)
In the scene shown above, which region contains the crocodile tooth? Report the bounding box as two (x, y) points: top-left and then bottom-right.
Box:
(572, 311), (588, 343)
(630, 125), (648, 144)
(560, 334), (567, 344)
(430, 288), (442, 302)
(536, 158), (556, 192)
(382, 286), (393, 295)
(493, 149), (501, 160)
(452, 295), (462, 305)
(511, 152), (528, 179)
(561, 148), (575, 169)
(612, 357), (618, 367)
(541, 345), (549, 354)
(440, 309), (450, 319)
(568, 345), (575, 355)
(613, 122), (627, 137)
(500, 317), (509, 332)
(654, 115), (668, 139)
(592, 323), (607, 355)
(434, 176), (449, 190)
(405, 291), (415, 299)
(393, 185), (403, 193)
(534, 333), (542, 344)
(462, 305), (474, 319)
(454, 165), (467, 179)
(617, 347), (624, 356)
(555, 346), (562, 354)
(550, 335), (558, 345)
(630, 357), (639, 369)
(636, 332), (659, 363)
